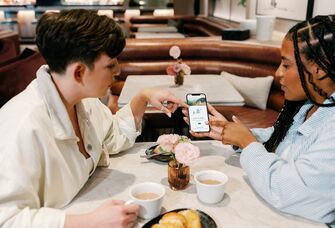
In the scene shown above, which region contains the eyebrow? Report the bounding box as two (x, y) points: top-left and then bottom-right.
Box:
(105, 61), (116, 68)
(281, 56), (291, 61)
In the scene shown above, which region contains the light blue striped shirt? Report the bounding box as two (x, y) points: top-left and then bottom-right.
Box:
(240, 99), (335, 225)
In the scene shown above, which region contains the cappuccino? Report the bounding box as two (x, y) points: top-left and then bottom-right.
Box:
(134, 192), (159, 200)
(200, 179), (221, 185)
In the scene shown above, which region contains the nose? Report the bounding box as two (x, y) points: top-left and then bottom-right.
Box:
(113, 62), (121, 78)
(275, 65), (283, 79)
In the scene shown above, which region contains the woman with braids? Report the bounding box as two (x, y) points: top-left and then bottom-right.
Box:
(183, 15), (335, 225)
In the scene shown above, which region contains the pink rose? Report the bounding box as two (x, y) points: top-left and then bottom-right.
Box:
(174, 142), (200, 166)
(169, 46), (181, 59)
(180, 63), (191, 75)
(157, 134), (180, 146)
(166, 65), (176, 76)
(157, 134), (180, 153)
(173, 63), (181, 73)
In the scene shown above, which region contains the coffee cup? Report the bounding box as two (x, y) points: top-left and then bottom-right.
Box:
(127, 182), (165, 219)
(194, 170), (228, 204)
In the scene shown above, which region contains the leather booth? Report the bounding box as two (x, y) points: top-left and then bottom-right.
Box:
(0, 31), (20, 66)
(111, 38), (284, 140)
(128, 16), (236, 37)
(0, 49), (46, 107)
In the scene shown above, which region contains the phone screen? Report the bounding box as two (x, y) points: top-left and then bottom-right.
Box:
(186, 93), (210, 133)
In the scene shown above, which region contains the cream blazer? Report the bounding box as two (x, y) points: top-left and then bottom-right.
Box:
(0, 66), (140, 227)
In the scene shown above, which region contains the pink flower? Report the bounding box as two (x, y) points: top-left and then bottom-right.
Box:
(166, 65), (176, 76)
(173, 63), (181, 73)
(166, 46), (191, 79)
(157, 134), (180, 145)
(174, 142), (200, 166)
(180, 63), (191, 75)
(169, 46), (181, 59)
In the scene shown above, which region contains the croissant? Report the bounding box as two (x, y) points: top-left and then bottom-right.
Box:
(178, 209), (201, 228)
(151, 210), (201, 228)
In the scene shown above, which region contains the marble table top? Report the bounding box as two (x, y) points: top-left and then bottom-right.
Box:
(118, 75), (245, 107)
(137, 26), (178, 33)
(65, 141), (325, 228)
(134, 32), (185, 39)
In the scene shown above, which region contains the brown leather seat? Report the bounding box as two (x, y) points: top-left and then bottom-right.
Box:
(213, 106), (279, 128)
(0, 49), (46, 107)
(114, 39), (283, 141)
(0, 37), (20, 66)
(129, 16), (236, 37)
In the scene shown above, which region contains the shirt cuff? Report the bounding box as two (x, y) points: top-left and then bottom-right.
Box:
(33, 207), (66, 228)
(115, 104), (141, 141)
(240, 142), (268, 170)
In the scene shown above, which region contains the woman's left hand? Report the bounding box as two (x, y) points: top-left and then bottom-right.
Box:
(182, 104), (226, 140)
(141, 88), (187, 117)
(210, 116), (257, 148)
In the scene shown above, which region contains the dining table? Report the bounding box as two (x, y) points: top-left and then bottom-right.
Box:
(134, 32), (186, 39)
(118, 75), (245, 109)
(137, 26), (178, 33)
(64, 141), (325, 228)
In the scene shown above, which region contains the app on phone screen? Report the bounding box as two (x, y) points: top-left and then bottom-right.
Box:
(187, 94), (210, 132)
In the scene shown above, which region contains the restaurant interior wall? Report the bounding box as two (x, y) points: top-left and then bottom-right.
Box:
(210, 0), (335, 35)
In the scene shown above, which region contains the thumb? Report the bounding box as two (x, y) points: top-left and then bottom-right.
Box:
(161, 106), (172, 118)
(232, 115), (241, 123)
(110, 200), (125, 205)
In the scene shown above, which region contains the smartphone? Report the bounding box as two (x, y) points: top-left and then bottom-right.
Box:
(186, 93), (210, 133)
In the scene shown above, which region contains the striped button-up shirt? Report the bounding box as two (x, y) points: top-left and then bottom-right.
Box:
(240, 99), (335, 225)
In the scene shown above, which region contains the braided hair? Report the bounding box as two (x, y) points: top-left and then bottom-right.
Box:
(264, 15), (335, 152)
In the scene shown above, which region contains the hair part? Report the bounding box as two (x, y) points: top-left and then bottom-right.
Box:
(36, 9), (125, 74)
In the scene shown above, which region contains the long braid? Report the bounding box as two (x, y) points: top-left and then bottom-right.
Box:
(264, 15), (335, 152)
(264, 100), (305, 152)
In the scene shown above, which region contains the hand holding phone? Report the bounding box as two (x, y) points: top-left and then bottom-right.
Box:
(186, 93), (210, 133)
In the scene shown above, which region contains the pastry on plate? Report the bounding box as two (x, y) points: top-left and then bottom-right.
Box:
(151, 224), (175, 228)
(178, 209), (201, 228)
(151, 209), (201, 228)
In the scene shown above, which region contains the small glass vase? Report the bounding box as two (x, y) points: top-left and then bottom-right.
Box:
(174, 72), (184, 86)
(168, 160), (190, 190)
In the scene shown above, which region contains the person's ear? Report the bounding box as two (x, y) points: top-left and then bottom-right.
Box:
(315, 67), (328, 80)
(73, 63), (86, 84)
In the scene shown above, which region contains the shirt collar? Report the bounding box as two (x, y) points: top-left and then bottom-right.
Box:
(297, 94), (335, 136)
(36, 65), (77, 140)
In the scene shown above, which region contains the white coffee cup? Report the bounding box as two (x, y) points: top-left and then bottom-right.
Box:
(256, 15), (276, 41)
(194, 170), (228, 204)
(127, 182), (165, 219)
